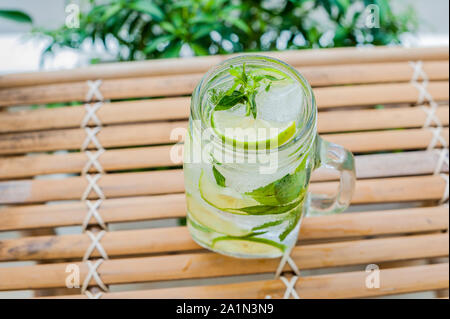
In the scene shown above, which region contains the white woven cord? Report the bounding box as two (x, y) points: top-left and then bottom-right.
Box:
(84, 291), (103, 299)
(409, 61), (442, 128)
(83, 230), (109, 261)
(440, 174), (449, 204)
(434, 149), (449, 176)
(81, 174), (105, 201)
(410, 61), (449, 205)
(274, 250), (300, 278)
(79, 79), (108, 298)
(82, 149), (105, 175)
(264, 250), (301, 299)
(280, 276), (300, 299)
(427, 127), (448, 151)
(82, 199), (107, 231)
(81, 259), (109, 293)
(81, 102), (103, 128)
(81, 127), (103, 151)
(85, 80), (104, 101)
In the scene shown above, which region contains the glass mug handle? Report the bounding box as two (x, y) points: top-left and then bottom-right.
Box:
(307, 135), (356, 216)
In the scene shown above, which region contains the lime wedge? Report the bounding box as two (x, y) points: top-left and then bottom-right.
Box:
(187, 216), (214, 247)
(199, 170), (259, 213)
(186, 194), (251, 237)
(212, 236), (285, 257)
(211, 112), (296, 149)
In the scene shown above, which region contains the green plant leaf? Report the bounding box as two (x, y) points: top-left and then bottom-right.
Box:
(160, 21), (176, 34)
(214, 90), (246, 111)
(101, 3), (122, 22)
(190, 43), (209, 56)
(0, 10), (32, 23)
(252, 219), (284, 231)
(279, 206), (302, 241)
(224, 16), (251, 34)
(236, 200), (300, 215)
(144, 34), (174, 53)
(161, 41), (183, 58)
(129, 0), (164, 21)
(212, 166), (226, 187)
(274, 172), (307, 204)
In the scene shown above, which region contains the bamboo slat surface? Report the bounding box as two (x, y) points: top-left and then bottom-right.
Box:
(0, 46), (447, 88)
(50, 263), (448, 299)
(0, 46), (448, 299)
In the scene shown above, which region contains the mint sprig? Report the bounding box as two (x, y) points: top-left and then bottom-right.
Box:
(210, 64), (284, 118)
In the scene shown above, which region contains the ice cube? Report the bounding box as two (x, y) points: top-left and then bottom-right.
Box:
(255, 82), (304, 123)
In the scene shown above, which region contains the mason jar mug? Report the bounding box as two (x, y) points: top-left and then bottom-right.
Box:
(183, 55), (356, 258)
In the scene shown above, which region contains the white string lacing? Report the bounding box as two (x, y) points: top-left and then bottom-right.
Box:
(81, 102), (103, 128)
(83, 230), (109, 261)
(81, 127), (103, 151)
(82, 199), (107, 231)
(82, 149), (106, 176)
(410, 61), (449, 205)
(81, 259), (109, 294)
(79, 80), (109, 299)
(266, 250), (301, 299)
(85, 80), (104, 101)
(81, 174), (105, 201)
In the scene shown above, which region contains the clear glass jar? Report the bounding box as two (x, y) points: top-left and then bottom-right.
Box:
(184, 55), (355, 258)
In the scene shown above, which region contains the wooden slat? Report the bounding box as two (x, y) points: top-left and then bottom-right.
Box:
(316, 81), (448, 109)
(0, 172), (446, 205)
(0, 97), (191, 133)
(315, 150), (449, 181)
(0, 193), (186, 231)
(0, 72), (447, 107)
(0, 180), (447, 231)
(0, 121), (186, 155)
(0, 233), (447, 291)
(1, 140), (448, 180)
(0, 145), (179, 179)
(1, 46), (447, 88)
(325, 127), (449, 153)
(318, 105), (449, 133)
(0, 92), (447, 134)
(0, 120), (447, 155)
(49, 263), (449, 299)
(0, 207), (448, 261)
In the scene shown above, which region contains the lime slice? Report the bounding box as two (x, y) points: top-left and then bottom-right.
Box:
(211, 112), (296, 149)
(212, 236), (285, 257)
(187, 216), (214, 247)
(186, 194), (251, 237)
(199, 170), (259, 213)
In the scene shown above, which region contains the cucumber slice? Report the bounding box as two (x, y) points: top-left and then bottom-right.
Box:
(186, 194), (251, 237)
(199, 170), (259, 213)
(212, 236), (285, 257)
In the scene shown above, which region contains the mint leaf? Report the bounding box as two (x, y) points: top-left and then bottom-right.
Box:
(212, 166), (226, 187)
(274, 172), (307, 204)
(249, 91), (257, 118)
(245, 172), (307, 205)
(246, 154), (310, 205)
(279, 206), (302, 241)
(236, 200), (300, 215)
(214, 90), (246, 111)
(252, 219), (284, 231)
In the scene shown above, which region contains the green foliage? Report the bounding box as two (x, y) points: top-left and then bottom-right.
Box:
(0, 9), (32, 23)
(211, 63), (283, 117)
(35, 0), (417, 62)
(212, 165), (226, 187)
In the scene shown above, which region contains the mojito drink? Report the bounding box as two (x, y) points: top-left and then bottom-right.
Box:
(184, 57), (315, 258)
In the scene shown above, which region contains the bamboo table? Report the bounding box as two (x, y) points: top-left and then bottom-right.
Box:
(0, 46), (448, 299)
